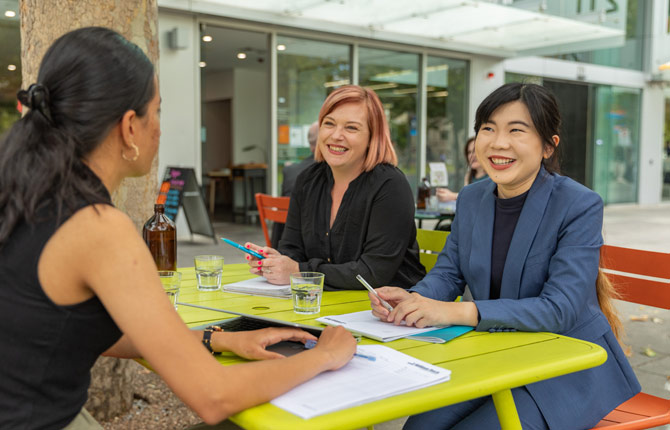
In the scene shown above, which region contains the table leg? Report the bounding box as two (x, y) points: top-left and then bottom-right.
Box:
(492, 389), (522, 430)
(209, 179), (216, 215)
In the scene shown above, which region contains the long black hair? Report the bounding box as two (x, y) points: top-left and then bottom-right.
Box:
(473, 82), (561, 174)
(0, 27), (154, 247)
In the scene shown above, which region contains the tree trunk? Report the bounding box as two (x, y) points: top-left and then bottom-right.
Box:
(19, 0), (159, 420)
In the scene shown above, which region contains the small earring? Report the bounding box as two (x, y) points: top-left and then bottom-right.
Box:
(122, 142), (140, 162)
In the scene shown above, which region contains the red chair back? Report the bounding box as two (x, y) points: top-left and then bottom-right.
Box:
(600, 245), (670, 309)
(255, 193), (290, 247)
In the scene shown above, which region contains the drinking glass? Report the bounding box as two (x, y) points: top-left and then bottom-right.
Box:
(194, 255), (224, 291)
(290, 272), (325, 314)
(158, 270), (181, 309)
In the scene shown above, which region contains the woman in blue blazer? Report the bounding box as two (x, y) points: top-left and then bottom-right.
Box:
(370, 83), (640, 429)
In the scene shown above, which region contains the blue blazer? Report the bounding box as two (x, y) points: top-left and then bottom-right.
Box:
(412, 167), (640, 429)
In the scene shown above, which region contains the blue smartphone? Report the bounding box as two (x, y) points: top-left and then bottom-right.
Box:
(220, 238), (265, 259)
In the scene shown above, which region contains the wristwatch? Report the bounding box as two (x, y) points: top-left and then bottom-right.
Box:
(202, 325), (222, 354)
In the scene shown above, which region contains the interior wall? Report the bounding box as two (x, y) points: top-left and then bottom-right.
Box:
(233, 68), (270, 165)
(204, 69), (233, 102)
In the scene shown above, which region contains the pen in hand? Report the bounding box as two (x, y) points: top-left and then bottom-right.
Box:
(305, 339), (376, 362)
(356, 274), (394, 312)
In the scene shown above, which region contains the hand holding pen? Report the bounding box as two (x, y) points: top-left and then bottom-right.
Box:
(356, 274), (394, 311)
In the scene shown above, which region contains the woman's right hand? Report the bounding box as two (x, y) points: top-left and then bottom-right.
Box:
(311, 326), (357, 371)
(436, 187), (458, 202)
(369, 286), (412, 320)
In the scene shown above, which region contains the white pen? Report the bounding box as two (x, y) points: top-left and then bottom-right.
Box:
(356, 274), (394, 312)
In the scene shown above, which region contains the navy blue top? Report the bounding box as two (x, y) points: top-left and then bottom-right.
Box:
(490, 190), (528, 299)
(0, 168), (122, 429)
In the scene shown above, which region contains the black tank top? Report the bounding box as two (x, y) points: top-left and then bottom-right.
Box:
(0, 171), (122, 429)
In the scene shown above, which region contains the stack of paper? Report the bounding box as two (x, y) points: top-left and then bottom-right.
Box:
(223, 277), (291, 298)
(316, 311), (440, 342)
(271, 345), (451, 419)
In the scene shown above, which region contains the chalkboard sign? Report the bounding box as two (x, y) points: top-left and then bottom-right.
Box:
(156, 167), (216, 243)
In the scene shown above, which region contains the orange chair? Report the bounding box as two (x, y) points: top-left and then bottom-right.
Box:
(590, 245), (670, 430)
(255, 193), (290, 247)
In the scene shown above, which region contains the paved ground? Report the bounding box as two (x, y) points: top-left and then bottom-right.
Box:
(173, 203), (670, 430)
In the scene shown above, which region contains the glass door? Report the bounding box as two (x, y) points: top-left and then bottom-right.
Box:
(592, 85), (641, 204)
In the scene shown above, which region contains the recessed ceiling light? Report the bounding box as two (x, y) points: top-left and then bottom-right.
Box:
(202, 35), (212, 42)
(237, 52), (247, 59)
(5, 11), (16, 18)
(199, 61), (207, 68)
(7, 64), (16, 71)
(277, 44), (286, 51)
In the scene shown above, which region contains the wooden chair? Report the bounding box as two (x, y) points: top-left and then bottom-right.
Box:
(254, 193), (290, 247)
(590, 245), (670, 430)
(416, 229), (449, 272)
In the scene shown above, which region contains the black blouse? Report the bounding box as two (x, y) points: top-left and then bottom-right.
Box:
(279, 162), (426, 290)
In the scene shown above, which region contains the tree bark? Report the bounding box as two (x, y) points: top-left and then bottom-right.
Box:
(19, 0), (159, 420)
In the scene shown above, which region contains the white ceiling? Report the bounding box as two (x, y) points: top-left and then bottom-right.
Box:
(161, 0), (626, 57)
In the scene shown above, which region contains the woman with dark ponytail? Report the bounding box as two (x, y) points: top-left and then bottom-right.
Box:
(0, 27), (355, 429)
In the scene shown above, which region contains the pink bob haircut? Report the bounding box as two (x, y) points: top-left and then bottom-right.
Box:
(314, 85), (398, 171)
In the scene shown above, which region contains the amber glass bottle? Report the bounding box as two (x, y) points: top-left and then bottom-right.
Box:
(417, 177), (431, 209)
(142, 204), (177, 270)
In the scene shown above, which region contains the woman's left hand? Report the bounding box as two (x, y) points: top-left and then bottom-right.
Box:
(244, 243), (298, 284)
(386, 294), (479, 328)
(213, 327), (317, 360)
(385, 293), (451, 328)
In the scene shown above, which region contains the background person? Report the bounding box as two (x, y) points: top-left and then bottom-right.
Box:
(435, 136), (488, 202)
(369, 83), (639, 429)
(246, 85), (425, 290)
(0, 27), (356, 429)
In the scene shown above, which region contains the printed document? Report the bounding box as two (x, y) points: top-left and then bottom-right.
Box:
(271, 345), (451, 419)
(316, 310), (440, 342)
(223, 277), (290, 298)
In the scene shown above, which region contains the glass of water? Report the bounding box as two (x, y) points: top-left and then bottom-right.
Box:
(194, 255), (224, 291)
(290, 272), (325, 314)
(158, 270), (181, 309)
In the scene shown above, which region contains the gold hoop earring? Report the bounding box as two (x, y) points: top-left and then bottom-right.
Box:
(122, 143), (140, 162)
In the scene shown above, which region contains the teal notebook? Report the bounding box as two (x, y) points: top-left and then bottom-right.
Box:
(409, 325), (474, 344)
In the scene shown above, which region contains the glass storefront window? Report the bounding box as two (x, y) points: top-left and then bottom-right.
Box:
(358, 47), (419, 189)
(425, 56), (468, 192)
(276, 36), (350, 194)
(0, 3), (21, 135)
(592, 85), (641, 204)
(550, 0), (645, 71)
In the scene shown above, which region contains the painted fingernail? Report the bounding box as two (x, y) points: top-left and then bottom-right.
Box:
(245, 255), (250, 260)
(257, 261), (262, 266)
(245, 244), (250, 248)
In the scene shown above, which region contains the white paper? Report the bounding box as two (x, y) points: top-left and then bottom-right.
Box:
(316, 311), (439, 342)
(271, 345), (450, 419)
(429, 162), (448, 187)
(223, 277), (291, 298)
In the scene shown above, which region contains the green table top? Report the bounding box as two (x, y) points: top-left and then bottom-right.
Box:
(174, 265), (607, 430)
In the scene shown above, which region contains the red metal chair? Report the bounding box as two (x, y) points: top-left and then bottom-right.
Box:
(255, 193), (290, 247)
(590, 245), (670, 429)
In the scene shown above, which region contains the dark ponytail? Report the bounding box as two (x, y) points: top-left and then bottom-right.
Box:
(0, 27), (154, 247)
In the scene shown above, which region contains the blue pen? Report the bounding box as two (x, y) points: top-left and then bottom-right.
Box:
(220, 238), (265, 259)
(304, 339), (376, 362)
